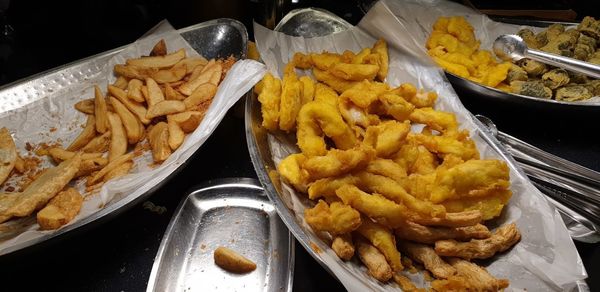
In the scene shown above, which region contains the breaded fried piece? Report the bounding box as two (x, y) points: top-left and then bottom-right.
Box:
(303, 146), (375, 180)
(332, 233), (355, 261)
(357, 217), (403, 272)
(398, 241), (456, 279)
(355, 237), (393, 282)
(411, 210), (483, 228)
(431, 258), (509, 291)
(308, 175), (359, 200)
(304, 200), (361, 235)
(435, 223), (521, 260)
(395, 221), (491, 244)
(37, 188), (83, 230)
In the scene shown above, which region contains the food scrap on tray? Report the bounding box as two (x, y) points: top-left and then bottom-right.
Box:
(427, 15), (600, 101)
(0, 39), (232, 230)
(255, 39), (520, 289)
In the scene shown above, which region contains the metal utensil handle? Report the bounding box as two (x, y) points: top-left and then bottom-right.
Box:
(496, 131), (600, 188)
(526, 49), (600, 79)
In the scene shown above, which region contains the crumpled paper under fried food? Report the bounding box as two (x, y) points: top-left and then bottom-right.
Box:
(0, 21), (266, 254)
(253, 4), (586, 291)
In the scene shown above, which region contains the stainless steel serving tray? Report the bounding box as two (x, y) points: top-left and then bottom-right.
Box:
(0, 18), (248, 256)
(146, 178), (294, 292)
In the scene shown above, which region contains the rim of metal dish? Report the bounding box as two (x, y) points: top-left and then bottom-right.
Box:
(0, 18), (249, 257)
(274, 7), (353, 34)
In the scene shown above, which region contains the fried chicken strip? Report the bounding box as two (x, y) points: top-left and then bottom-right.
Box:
(356, 217), (403, 272)
(431, 257), (509, 291)
(332, 233), (355, 261)
(435, 223), (521, 259)
(355, 237), (393, 282)
(304, 200), (361, 235)
(398, 241), (456, 279)
(395, 221), (491, 244)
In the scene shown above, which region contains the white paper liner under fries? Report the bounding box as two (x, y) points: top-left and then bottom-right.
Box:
(253, 4), (586, 291)
(0, 21), (266, 253)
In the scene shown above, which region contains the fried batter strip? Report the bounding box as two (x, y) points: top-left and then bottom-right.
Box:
(411, 209), (482, 228)
(431, 258), (510, 291)
(302, 146), (375, 180)
(355, 237), (393, 282)
(395, 221), (491, 244)
(304, 200), (361, 235)
(398, 241), (456, 279)
(435, 223), (521, 259)
(356, 217), (403, 272)
(332, 233), (355, 261)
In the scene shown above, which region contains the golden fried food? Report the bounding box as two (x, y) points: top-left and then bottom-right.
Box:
(371, 39), (389, 81)
(411, 133), (479, 161)
(94, 85), (109, 134)
(169, 111), (204, 133)
(398, 241), (456, 279)
(313, 68), (359, 93)
(47, 148), (102, 162)
(66, 115), (97, 151)
(441, 189), (512, 220)
(82, 131), (111, 153)
(431, 258), (510, 291)
(256, 73), (282, 131)
(147, 100), (186, 119)
(87, 153), (134, 186)
(355, 237), (393, 282)
(277, 153), (310, 193)
(108, 85), (151, 125)
(307, 175), (359, 200)
(127, 48), (185, 68)
(302, 146), (375, 179)
(107, 112), (128, 162)
(37, 188), (83, 230)
(435, 223), (521, 260)
(362, 120), (410, 157)
(304, 200), (361, 235)
(330, 63), (379, 81)
(110, 96), (144, 144)
(395, 221), (491, 244)
(332, 234), (355, 261)
(412, 209), (482, 228)
(0, 128), (17, 185)
(336, 184), (408, 228)
(393, 274), (425, 292)
(356, 217), (403, 272)
(365, 158), (407, 182)
(213, 246), (257, 273)
(278, 70), (303, 131)
(148, 122), (171, 163)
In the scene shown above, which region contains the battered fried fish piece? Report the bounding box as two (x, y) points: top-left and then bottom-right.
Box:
(0, 127), (17, 185)
(310, 52), (342, 70)
(256, 73), (282, 131)
(332, 233), (355, 261)
(279, 71), (303, 131)
(329, 63), (379, 81)
(411, 133), (480, 161)
(355, 236), (393, 282)
(340, 80), (389, 109)
(302, 146), (375, 180)
(370, 39), (389, 81)
(0, 153), (81, 223)
(313, 82), (339, 107)
(356, 217), (403, 271)
(431, 258), (510, 291)
(296, 100), (357, 157)
(308, 175), (359, 200)
(390, 83), (437, 108)
(304, 200), (361, 235)
(277, 153), (310, 193)
(313, 68), (359, 93)
(365, 158), (407, 182)
(441, 189), (512, 220)
(435, 223), (521, 260)
(375, 92), (415, 121)
(398, 241), (456, 279)
(430, 159), (510, 203)
(36, 187), (83, 230)
(299, 76), (316, 105)
(395, 221), (491, 244)
(362, 120), (411, 158)
(408, 108), (458, 136)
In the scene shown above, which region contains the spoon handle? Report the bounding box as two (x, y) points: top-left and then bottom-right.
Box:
(526, 49), (600, 79)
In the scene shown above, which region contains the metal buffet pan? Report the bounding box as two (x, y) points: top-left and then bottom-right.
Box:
(146, 178), (294, 292)
(0, 18), (248, 255)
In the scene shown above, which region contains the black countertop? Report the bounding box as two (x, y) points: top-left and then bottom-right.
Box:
(1, 1), (599, 291)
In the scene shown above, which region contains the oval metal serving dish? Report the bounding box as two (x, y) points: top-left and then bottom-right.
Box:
(0, 18), (248, 256)
(146, 178), (294, 292)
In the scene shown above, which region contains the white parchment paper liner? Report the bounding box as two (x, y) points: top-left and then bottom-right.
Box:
(253, 2), (587, 290)
(0, 21), (266, 253)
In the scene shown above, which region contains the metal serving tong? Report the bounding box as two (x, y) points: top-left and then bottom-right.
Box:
(476, 115), (600, 241)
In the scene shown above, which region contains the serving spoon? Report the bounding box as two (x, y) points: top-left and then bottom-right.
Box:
(493, 34), (600, 79)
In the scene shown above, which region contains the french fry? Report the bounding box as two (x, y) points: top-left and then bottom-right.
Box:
(66, 115), (97, 151)
(48, 148), (103, 162)
(167, 118), (185, 150)
(37, 188), (83, 230)
(108, 85), (150, 124)
(0, 128), (17, 185)
(113, 76), (129, 90)
(107, 112), (127, 161)
(74, 99), (95, 114)
(145, 77), (165, 107)
(149, 39), (167, 56)
(87, 152), (134, 186)
(175, 57), (208, 74)
(213, 246), (257, 273)
(75, 157), (108, 178)
(94, 85), (109, 134)
(126, 79), (145, 103)
(168, 111), (204, 133)
(103, 161), (133, 182)
(151, 63), (187, 84)
(148, 122), (171, 162)
(208, 63), (223, 85)
(109, 96), (143, 144)
(114, 64), (158, 80)
(183, 83), (217, 109)
(147, 100), (186, 119)
(178, 60), (219, 95)
(164, 83), (186, 101)
(82, 131), (111, 153)
(127, 48), (186, 68)
(186, 59), (212, 82)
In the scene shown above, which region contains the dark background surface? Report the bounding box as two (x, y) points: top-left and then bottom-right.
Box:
(1, 0), (599, 291)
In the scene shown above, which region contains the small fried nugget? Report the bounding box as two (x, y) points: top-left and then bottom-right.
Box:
(356, 217), (403, 272)
(37, 188), (83, 230)
(332, 234), (355, 260)
(302, 146), (375, 180)
(305, 200), (361, 235)
(435, 223), (521, 260)
(355, 236), (393, 282)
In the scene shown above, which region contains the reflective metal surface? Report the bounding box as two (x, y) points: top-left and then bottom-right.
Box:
(0, 19), (248, 256)
(274, 8), (352, 37)
(147, 178), (294, 292)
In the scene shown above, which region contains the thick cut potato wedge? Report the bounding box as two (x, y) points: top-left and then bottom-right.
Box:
(167, 118), (185, 150)
(107, 112), (127, 161)
(168, 111), (204, 133)
(165, 83), (186, 101)
(178, 60), (221, 95)
(108, 85), (150, 124)
(184, 83), (217, 109)
(87, 153), (133, 186)
(145, 78), (165, 107)
(151, 63), (187, 84)
(175, 57), (208, 74)
(48, 148), (102, 162)
(213, 246), (257, 273)
(37, 188), (83, 230)
(148, 122), (171, 163)
(0, 127), (17, 185)
(94, 85), (109, 134)
(67, 115), (97, 151)
(74, 99), (95, 114)
(82, 131), (111, 153)
(126, 48), (186, 68)
(113, 76), (129, 90)
(110, 96), (143, 144)
(147, 100), (186, 119)
(127, 79), (145, 103)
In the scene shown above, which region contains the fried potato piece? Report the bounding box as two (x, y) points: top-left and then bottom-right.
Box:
(0, 154), (81, 223)
(179, 60), (221, 96)
(297, 101), (357, 156)
(113, 76), (129, 90)
(66, 115), (97, 151)
(114, 64), (158, 80)
(398, 241), (456, 279)
(256, 73), (282, 131)
(313, 68), (359, 93)
(329, 63), (379, 81)
(82, 130), (111, 153)
(14, 154), (25, 174)
(214, 246), (257, 273)
(278, 71), (303, 131)
(94, 85), (109, 134)
(168, 111), (204, 133)
(110, 96), (143, 144)
(395, 221), (491, 244)
(103, 161), (133, 182)
(148, 122), (171, 163)
(277, 153), (310, 193)
(430, 159), (510, 203)
(151, 63), (187, 84)
(75, 157), (108, 178)
(147, 100), (186, 119)
(356, 217), (403, 272)
(167, 118), (185, 150)
(0, 127), (17, 185)
(371, 39), (389, 81)
(74, 98), (95, 114)
(164, 83), (186, 101)
(127, 48), (186, 68)
(355, 237), (393, 282)
(303, 146), (375, 180)
(431, 258), (509, 291)
(149, 39), (167, 56)
(36, 188), (83, 230)
(435, 223), (521, 260)
(48, 148), (102, 162)
(307, 175), (359, 200)
(107, 112), (127, 162)
(87, 153), (133, 186)
(145, 77), (165, 107)
(304, 200), (362, 235)
(126, 79), (145, 103)
(183, 83), (217, 109)
(332, 234), (355, 261)
(108, 85), (150, 125)
(176, 57), (208, 74)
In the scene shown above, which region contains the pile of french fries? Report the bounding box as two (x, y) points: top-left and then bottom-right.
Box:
(255, 40), (520, 290)
(0, 39), (228, 230)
